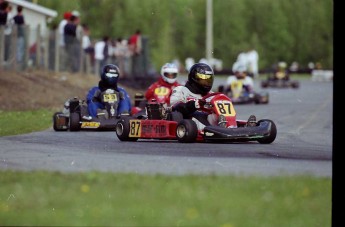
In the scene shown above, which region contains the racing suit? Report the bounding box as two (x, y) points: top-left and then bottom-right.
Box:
(145, 77), (181, 105)
(170, 82), (217, 130)
(225, 75), (254, 93)
(86, 80), (131, 117)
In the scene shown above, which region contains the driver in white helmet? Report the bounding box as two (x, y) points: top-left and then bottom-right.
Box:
(145, 63), (182, 105)
(225, 61), (254, 93)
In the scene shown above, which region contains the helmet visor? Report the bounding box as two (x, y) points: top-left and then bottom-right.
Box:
(105, 72), (119, 78)
(164, 72), (177, 79)
(195, 73), (213, 87)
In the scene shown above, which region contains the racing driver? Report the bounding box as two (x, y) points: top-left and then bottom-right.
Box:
(85, 64), (132, 118)
(145, 62), (182, 105)
(170, 62), (256, 129)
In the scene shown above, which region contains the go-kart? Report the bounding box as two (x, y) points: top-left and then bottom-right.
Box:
(261, 71), (299, 89)
(132, 86), (173, 115)
(53, 89), (126, 131)
(218, 80), (269, 104)
(116, 92), (277, 143)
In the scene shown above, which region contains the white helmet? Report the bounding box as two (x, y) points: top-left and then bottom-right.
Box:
(160, 63), (178, 84)
(232, 61), (247, 73)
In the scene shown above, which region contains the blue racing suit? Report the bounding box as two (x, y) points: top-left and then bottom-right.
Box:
(86, 83), (131, 117)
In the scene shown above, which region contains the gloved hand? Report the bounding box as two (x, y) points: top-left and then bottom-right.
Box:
(194, 99), (206, 109)
(119, 91), (125, 100)
(92, 90), (101, 102)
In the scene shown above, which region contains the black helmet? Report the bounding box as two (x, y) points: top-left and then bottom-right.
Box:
(188, 63), (214, 95)
(100, 64), (120, 87)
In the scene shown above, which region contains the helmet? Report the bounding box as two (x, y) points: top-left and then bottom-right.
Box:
(278, 61), (287, 69)
(188, 63), (214, 94)
(232, 61), (247, 79)
(100, 64), (120, 87)
(160, 63), (178, 84)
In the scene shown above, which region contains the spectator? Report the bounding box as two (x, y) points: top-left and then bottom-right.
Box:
(128, 29), (142, 77)
(81, 24), (94, 73)
(113, 37), (130, 78)
(0, 2), (12, 62)
(12, 5), (25, 64)
(64, 14), (81, 72)
(94, 36), (109, 76)
(246, 48), (259, 78)
(58, 11), (71, 71)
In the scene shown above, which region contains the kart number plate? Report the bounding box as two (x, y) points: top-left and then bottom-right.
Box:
(103, 94), (117, 102)
(154, 87), (170, 96)
(214, 100), (236, 116)
(81, 122), (100, 128)
(129, 120), (141, 137)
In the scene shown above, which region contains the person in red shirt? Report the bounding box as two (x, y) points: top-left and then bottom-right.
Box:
(145, 63), (181, 105)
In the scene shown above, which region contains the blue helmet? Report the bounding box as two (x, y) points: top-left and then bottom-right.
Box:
(100, 64), (120, 87)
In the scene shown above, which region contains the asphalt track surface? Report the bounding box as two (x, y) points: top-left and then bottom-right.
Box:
(0, 79), (333, 177)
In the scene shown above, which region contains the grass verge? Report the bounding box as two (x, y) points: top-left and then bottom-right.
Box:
(0, 171), (331, 226)
(0, 109), (53, 137)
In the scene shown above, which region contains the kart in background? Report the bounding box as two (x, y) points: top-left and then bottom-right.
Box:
(116, 92), (277, 144)
(53, 89), (127, 131)
(218, 80), (269, 104)
(261, 71), (299, 89)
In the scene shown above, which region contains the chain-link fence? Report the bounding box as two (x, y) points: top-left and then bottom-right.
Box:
(1, 25), (152, 81)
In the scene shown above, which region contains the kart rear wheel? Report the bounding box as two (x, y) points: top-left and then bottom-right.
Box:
(69, 112), (81, 131)
(176, 119), (198, 143)
(261, 81), (268, 88)
(53, 112), (68, 131)
(291, 81), (299, 89)
(116, 118), (138, 141)
(257, 119), (277, 144)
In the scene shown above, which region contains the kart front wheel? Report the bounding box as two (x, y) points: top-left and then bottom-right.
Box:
(53, 112), (68, 131)
(257, 119), (277, 144)
(176, 119), (198, 143)
(116, 118), (138, 141)
(69, 112), (81, 131)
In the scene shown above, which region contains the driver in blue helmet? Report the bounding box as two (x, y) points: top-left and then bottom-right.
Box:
(86, 64), (131, 118)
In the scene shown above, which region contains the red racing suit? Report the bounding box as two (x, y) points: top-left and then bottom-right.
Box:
(145, 77), (181, 105)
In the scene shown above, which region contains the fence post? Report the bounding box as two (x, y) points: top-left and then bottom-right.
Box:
(0, 27), (4, 71)
(35, 25), (41, 69)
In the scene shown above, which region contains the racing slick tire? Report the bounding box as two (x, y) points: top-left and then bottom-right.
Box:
(257, 119), (277, 144)
(261, 80), (268, 88)
(115, 117), (138, 141)
(53, 112), (68, 131)
(291, 81), (300, 89)
(69, 112), (81, 131)
(176, 119), (198, 143)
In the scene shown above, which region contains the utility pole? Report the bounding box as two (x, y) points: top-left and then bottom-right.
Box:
(206, 0), (213, 63)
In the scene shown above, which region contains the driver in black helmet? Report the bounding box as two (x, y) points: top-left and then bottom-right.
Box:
(170, 62), (225, 129)
(86, 64), (132, 118)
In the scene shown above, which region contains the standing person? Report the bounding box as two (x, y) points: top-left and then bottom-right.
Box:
(12, 5), (25, 64)
(64, 14), (80, 72)
(94, 36), (109, 76)
(145, 63), (181, 105)
(81, 24), (94, 73)
(246, 48), (259, 78)
(58, 11), (71, 71)
(86, 64), (132, 118)
(128, 29), (142, 78)
(113, 37), (128, 78)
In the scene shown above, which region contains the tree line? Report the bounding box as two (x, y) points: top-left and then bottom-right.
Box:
(39, 0), (333, 71)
